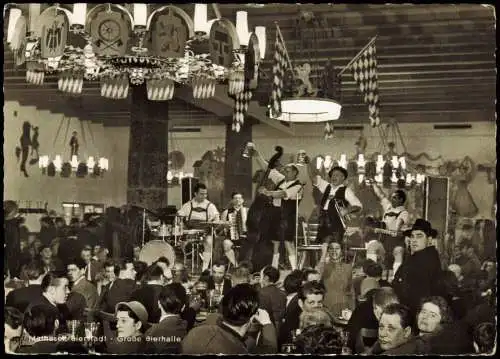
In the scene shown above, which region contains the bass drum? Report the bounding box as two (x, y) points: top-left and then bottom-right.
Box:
(139, 240), (176, 266)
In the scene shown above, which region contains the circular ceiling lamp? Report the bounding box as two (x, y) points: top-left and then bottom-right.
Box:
(271, 98), (342, 123)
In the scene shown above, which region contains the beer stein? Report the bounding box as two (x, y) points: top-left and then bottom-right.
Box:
(242, 142), (255, 158)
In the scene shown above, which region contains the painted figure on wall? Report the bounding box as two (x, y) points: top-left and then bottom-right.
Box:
(31, 126), (39, 160)
(194, 147), (225, 209)
(15, 121), (32, 177)
(448, 157), (478, 218)
(70, 131), (79, 157)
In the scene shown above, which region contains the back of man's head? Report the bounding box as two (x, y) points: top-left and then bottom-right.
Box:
(262, 266), (280, 284)
(144, 264), (164, 282)
(372, 287), (399, 308)
(41, 272), (65, 293)
(159, 283), (187, 315)
(284, 269), (303, 295)
(221, 284), (259, 326)
(231, 266), (251, 285)
(24, 304), (58, 337)
(20, 263), (42, 282)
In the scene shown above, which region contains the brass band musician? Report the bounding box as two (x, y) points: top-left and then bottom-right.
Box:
(312, 166), (362, 263)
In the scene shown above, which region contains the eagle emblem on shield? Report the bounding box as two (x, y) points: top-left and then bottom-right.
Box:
(151, 8), (188, 58)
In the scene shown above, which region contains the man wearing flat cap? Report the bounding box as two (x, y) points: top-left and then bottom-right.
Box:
(312, 166), (363, 263)
(392, 219), (442, 313)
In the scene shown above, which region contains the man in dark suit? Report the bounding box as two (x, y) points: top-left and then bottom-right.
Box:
(279, 269), (303, 348)
(67, 257), (98, 309)
(98, 260), (137, 314)
(392, 219), (442, 313)
(6, 263), (44, 313)
(81, 245), (104, 284)
(145, 283), (189, 353)
(279, 280), (325, 347)
(258, 266), (287, 333)
(129, 264), (165, 323)
(207, 261), (232, 296)
(25, 271), (71, 334)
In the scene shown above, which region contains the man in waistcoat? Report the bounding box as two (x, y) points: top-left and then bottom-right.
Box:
(254, 147), (304, 270)
(177, 183), (220, 271)
(312, 166), (363, 262)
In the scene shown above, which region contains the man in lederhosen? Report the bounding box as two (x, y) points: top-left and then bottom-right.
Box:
(312, 166), (363, 263)
(177, 183), (220, 271)
(254, 147), (303, 270)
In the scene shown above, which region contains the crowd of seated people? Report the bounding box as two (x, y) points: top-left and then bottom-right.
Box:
(4, 207), (496, 354)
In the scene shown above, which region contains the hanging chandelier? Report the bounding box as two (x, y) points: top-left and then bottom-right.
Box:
(5, 3), (267, 103)
(268, 18), (342, 125)
(38, 117), (109, 178)
(314, 153), (426, 189)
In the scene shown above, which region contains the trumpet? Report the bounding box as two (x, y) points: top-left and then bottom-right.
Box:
(334, 199), (349, 230)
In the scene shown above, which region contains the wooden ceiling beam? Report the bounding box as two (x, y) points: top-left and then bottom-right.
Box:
(218, 4), (491, 23)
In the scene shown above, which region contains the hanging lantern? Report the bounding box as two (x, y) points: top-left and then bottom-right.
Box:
(58, 72), (84, 94)
(76, 162), (88, 178)
(147, 79), (175, 101)
(61, 162), (72, 178)
(100, 75), (130, 99)
(47, 162), (56, 177)
(228, 68), (245, 95)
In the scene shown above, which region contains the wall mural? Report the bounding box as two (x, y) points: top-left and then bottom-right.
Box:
(14, 112), (41, 177)
(193, 146), (225, 208)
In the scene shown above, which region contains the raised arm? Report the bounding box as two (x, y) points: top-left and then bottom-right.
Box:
(371, 182), (386, 201)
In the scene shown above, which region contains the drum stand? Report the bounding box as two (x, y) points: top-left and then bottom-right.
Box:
(142, 209), (146, 247)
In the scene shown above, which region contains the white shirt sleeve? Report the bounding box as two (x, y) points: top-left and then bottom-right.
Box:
(398, 210), (410, 228)
(284, 183), (302, 200)
(207, 203), (220, 222)
(313, 176), (329, 193)
(268, 168), (285, 185)
(344, 187), (363, 208)
(177, 202), (191, 217)
(221, 209), (229, 221)
(381, 197), (392, 212)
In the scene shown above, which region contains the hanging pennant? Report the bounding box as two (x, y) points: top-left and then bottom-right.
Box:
(100, 75), (130, 99)
(146, 79), (175, 101)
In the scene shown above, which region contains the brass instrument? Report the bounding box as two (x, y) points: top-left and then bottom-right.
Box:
(334, 199), (349, 230)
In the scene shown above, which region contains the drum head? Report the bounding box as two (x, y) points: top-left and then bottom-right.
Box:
(139, 240), (175, 266)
